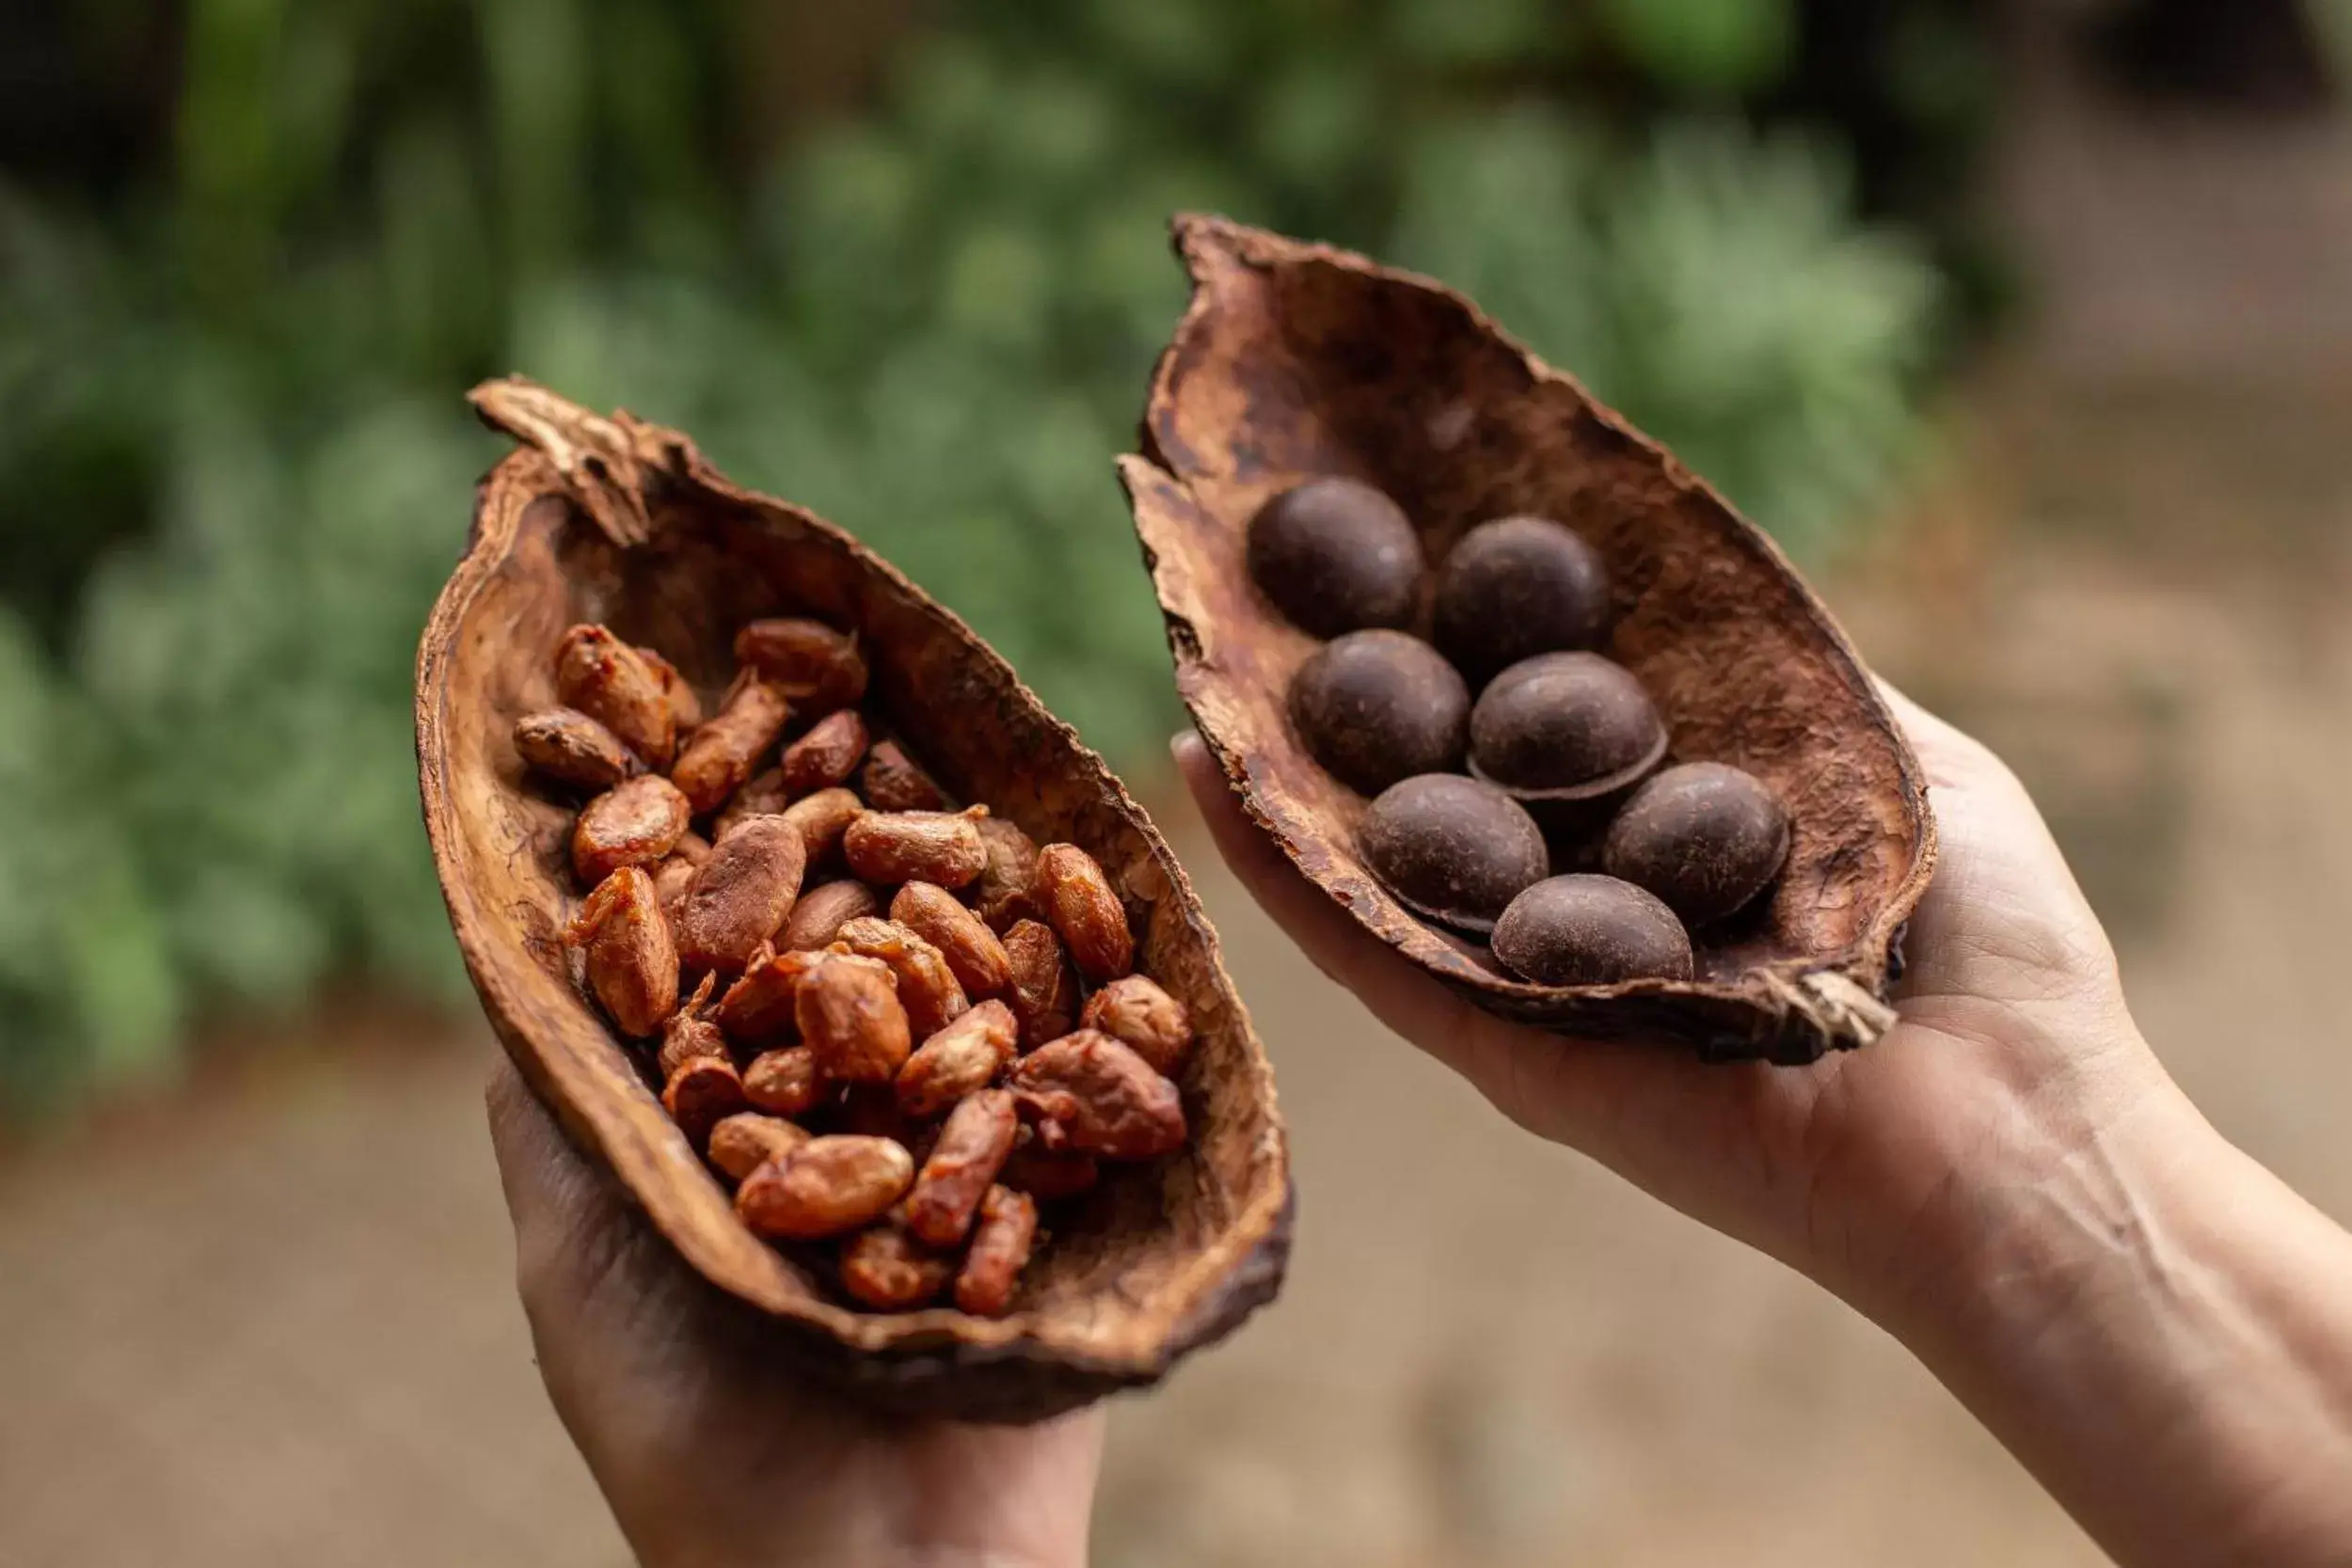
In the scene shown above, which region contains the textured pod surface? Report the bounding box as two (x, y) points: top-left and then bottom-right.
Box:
(419, 377), (1289, 1421)
(1122, 215), (1935, 1063)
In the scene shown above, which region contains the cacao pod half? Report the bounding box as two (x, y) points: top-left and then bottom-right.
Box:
(417, 378), (1289, 1421)
(1122, 215), (1935, 1064)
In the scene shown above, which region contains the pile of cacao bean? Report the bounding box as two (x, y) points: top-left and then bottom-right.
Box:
(517, 618), (1194, 1315)
(1251, 478), (1791, 985)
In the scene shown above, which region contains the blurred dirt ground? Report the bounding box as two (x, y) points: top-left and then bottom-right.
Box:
(7, 57), (2352, 1568)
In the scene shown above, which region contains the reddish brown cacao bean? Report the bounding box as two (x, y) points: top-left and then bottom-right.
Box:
(1000, 920), (1078, 1051)
(860, 739), (950, 813)
(954, 1185), (1039, 1317)
(903, 1089), (1019, 1247)
(734, 618), (868, 715)
(658, 974), (728, 1077)
(896, 1000), (1018, 1118)
(1009, 1031), (1185, 1160)
(742, 1045), (826, 1118)
(842, 810), (989, 889)
(839, 1225), (956, 1310)
(707, 1113), (811, 1181)
(831, 917), (968, 1040)
(971, 816), (1044, 931)
(672, 673), (790, 816)
(781, 709), (870, 796)
(663, 1053), (748, 1148)
(779, 879), (881, 954)
(554, 624), (676, 769)
(891, 881), (1011, 999)
(514, 706), (640, 791)
(565, 866), (678, 1037)
(675, 816), (807, 974)
(1079, 975), (1195, 1078)
(714, 943), (826, 1045)
(735, 1134), (914, 1241)
(573, 774), (691, 886)
(634, 645), (704, 734)
(1036, 844), (1133, 980)
(796, 953), (913, 1084)
(779, 787), (863, 865)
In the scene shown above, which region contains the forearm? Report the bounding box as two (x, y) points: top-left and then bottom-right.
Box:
(1896, 1078), (2352, 1567)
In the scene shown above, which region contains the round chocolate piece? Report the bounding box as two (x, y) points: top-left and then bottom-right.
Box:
(1288, 630), (1469, 796)
(1491, 875), (1694, 987)
(1246, 478), (1423, 638)
(1468, 652), (1666, 797)
(1601, 762), (1790, 927)
(1359, 774), (1549, 934)
(1433, 516), (1611, 682)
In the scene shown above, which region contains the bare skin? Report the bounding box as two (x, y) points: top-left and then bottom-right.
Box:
(1175, 692), (2352, 1568)
(488, 690), (2352, 1567)
(486, 1066), (1102, 1568)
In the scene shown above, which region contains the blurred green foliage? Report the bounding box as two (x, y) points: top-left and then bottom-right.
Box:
(2313, 0), (2352, 78)
(0, 0), (1975, 1111)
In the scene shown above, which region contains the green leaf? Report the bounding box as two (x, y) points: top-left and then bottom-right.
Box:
(1252, 57), (1382, 188)
(1595, 0), (1794, 96)
(1, 0), (1956, 1116)
(1387, 0), (1559, 66)
(477, 0), (590, 274)
(937, 222), (1059, 352)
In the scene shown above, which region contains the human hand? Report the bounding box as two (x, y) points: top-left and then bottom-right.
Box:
(485, 1060), (1103, 1568)
(1178, 690), (2352, 1566)
(1171, 688), (2165, 1324)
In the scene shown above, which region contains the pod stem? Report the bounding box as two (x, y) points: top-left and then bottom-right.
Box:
(469, 375), (697, 548)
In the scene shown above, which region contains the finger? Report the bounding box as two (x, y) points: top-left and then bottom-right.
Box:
(1168, 733), (1826, 1189)
(485, 1057), (648, 1328)
(1869, 679), (2116, 1006)
(1170, 731), (1492, 1070)
(1171, 732), (1772, 1164)
(486, 1054), (564, 1213)
(1874, 679), (2030, 805)
(487, 1056), (607, 1240)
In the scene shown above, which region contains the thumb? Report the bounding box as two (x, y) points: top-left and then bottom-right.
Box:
(1873, 682), (2120, 1010)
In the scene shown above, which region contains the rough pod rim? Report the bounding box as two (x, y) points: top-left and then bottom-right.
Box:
(1120, 214), (1937, 1065)
(417, 377), (1291, 1422)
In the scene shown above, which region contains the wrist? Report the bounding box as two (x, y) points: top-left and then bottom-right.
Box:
(618, 1410), (1104, 1568)
(1871, 1072), (2352, 1564)
(1792, 990), (2177, 1336)
(635, 1513), (1089, 1568)
(1881, 1065), (2221, 1360)
(628, 1490), (1094, 1568)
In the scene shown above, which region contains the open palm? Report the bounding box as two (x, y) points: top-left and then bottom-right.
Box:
(1174, 687), (2167, 1323)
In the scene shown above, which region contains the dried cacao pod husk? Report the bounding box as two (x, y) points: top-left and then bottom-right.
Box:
(1121, 216), (1935, 1065)
(418, 377), (1289, 1421)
